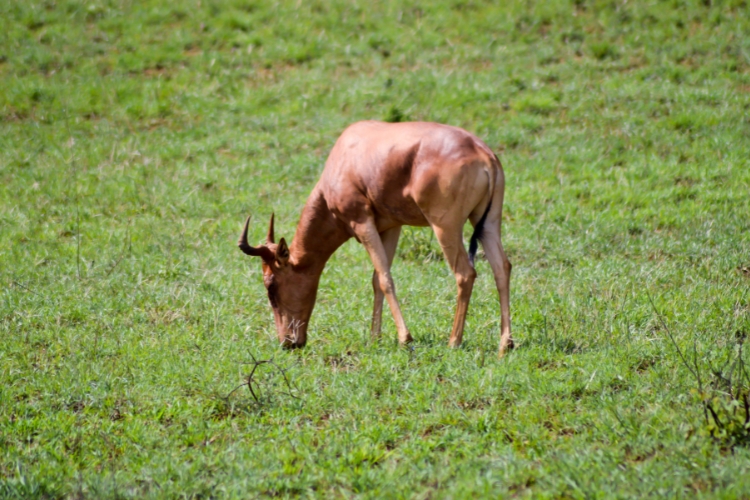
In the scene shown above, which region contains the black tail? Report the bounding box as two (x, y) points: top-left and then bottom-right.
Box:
(468, 201), (492, 267)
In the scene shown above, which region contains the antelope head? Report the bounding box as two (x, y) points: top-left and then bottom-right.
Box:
(238, 214), (316, 347)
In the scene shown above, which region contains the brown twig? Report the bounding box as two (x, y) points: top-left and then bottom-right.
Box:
(11, 280), (42, 298)
(225, 352), (301, 404)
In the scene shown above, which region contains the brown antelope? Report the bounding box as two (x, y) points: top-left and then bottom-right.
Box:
(239, 121), (513, 356)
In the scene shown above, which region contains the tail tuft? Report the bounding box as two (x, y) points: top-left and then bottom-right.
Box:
(468, 201), (492, 267)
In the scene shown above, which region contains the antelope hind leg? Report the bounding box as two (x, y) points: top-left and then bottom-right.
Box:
(432, 225), (477, 348)
(481, 228), (513, 357)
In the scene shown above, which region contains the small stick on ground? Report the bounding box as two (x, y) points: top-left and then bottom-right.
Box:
(225, 352), (301, 404)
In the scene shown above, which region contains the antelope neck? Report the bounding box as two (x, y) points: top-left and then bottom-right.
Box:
(289, 190), (350, 274)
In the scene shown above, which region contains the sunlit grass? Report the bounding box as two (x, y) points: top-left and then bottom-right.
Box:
(2, 0), (750, 497)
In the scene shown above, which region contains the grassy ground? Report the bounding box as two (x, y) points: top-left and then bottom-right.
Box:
(2, 0), (750, 497)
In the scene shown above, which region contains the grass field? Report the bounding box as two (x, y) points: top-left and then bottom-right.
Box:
(2, 0), (750, 497)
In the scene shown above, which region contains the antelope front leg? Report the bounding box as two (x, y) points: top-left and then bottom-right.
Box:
(357, 222), (412, 344)
(371, 270), (384, 337)
(371, 226), (402, 337)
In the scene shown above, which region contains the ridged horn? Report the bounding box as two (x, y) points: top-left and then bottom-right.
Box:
(238, 215), (274, 261)
(267, 213), (275, 244)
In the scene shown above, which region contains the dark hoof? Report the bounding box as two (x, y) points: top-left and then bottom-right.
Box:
(498, 337), (515, 358)
(281, 340), (306, 349)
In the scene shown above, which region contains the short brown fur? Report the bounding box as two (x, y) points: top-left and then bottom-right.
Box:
(239, 121), (513, 356)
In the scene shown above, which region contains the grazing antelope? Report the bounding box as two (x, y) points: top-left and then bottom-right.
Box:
(239, 121), (513, 356)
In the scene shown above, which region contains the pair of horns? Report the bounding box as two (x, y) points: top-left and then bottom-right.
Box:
(238, 213), (282, 261)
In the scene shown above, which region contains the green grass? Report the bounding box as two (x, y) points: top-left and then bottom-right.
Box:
(2, 0), (750, 497)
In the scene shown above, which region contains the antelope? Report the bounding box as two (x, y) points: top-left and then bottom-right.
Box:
(238, 121), (513, 356)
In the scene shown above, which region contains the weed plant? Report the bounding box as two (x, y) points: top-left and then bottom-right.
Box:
(2, 0), (750, 497)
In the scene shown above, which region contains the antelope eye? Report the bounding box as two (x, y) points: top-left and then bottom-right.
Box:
(263, 274), (274, 289)
(266, 280), (279, 307)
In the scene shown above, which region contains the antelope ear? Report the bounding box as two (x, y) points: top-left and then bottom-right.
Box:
(276, 238), (290, 266)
